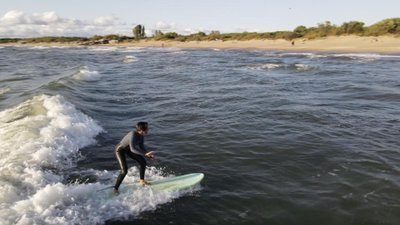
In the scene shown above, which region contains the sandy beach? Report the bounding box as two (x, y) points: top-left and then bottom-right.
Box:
(126, 35), (400, 53)
(2, 35), (400, 54)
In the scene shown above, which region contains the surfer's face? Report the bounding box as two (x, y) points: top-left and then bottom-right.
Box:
(137, 128), (148, 135)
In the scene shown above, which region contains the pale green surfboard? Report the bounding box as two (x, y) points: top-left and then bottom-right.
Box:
(101, 173), (205, 195)
(148, 173), (205, 191)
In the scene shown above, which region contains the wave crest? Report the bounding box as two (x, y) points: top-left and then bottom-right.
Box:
(72, 66), (101, 81)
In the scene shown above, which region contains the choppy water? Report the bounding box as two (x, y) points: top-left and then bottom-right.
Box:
(1, 45), (400, 225)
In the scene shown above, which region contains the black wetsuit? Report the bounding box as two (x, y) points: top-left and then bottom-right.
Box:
(114, 130), (147, 190)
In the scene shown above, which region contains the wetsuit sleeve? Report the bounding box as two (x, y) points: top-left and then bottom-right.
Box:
(129, 132), (147, 156)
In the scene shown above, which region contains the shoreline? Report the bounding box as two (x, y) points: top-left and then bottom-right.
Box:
(2, 35), (400, 54)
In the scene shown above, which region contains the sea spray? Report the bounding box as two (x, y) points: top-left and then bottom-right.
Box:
(8, 167), (191, 225)
(0, 95), (103, 224)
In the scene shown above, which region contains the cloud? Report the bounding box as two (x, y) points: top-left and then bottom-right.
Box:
(94, 16), (117, 26)
(1, 10), (63, 25)
(182, 27), (210, 35)
(0, 10), (237, 38)
(1, 10), (29, 24)
(34, 11), (63, 24)
(152, 21), (209, 35)
(154, 21), (176, 31)
(0, 10), (130, 37)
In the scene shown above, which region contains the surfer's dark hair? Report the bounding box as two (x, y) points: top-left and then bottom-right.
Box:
(136, 122), (148, 131)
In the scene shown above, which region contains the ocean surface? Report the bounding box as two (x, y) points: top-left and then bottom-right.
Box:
(0, 45), (400, 225)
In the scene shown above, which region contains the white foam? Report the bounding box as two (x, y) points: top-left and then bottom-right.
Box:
(0, 87), (11, 95)
(166, 50), (186, 55)
(294, 63), (313, 71)
(313, 53), (400, 61)
(0, 94), (103, 173)
(119, 47), (146, 53)
(278, 52), (315, 57)
(260, 63), (282, 70)
(88, 46), (119, 52)
(28, 46), (81, 50)
(331, 53), (382, 61)
(247, 63), (282, 70)
(49, 46), (83, 49)
(123, 55), (138, 63)
(5, 167), (196, 224)
(72, 66), (101, 81)
(29, 46), (50, 50)
(276, 52), (400, 61)
(0, 95), (103, 224)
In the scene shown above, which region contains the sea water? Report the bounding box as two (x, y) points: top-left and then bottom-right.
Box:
(0, 46), (400, 225)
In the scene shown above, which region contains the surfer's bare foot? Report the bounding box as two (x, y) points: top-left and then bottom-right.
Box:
(113, 187), (119, 195)
(139, 179), (149, 186)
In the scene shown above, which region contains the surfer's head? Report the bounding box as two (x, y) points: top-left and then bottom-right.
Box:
(136, 121), (148, 134)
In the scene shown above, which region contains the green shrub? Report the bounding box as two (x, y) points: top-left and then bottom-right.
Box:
(365, 18), (400, 36)
(0, 38), (20, 43)
(339, 21), (365, 35)
(163, 32), (179, 39)
(293, 26), (308, 38)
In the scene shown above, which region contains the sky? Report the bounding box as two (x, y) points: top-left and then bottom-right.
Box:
(0, 0), (399, 38)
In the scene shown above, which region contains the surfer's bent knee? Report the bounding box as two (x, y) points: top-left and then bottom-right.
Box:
(120, 168), (128, 175)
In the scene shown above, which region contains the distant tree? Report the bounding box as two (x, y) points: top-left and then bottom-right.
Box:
(154, 30), (163, 36)
(163, 32), (178, 39)
(317, 21), (335, 37)
(104, 34), (120, 40)
(340, 21), (365, 34)
(91, 35), (104, 40)
(293, 25), (307, 37)
(153, 30), (165, 40)
(141, 26), (146, 38)
(187, 32), (208, 41)
(209, 30), (221, 40)
(133, 25), (145, 39)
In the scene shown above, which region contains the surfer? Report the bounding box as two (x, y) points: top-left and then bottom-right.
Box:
(113, 122), (155, 194)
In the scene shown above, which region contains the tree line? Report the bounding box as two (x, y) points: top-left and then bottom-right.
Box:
(150, 18), (400, 41)
(1, 18), (399, 44)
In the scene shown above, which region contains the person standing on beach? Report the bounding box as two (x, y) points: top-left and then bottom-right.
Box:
(113, 122), (155, 194)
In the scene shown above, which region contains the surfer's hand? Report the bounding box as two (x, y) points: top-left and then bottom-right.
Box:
(145, 151), (155, 158)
